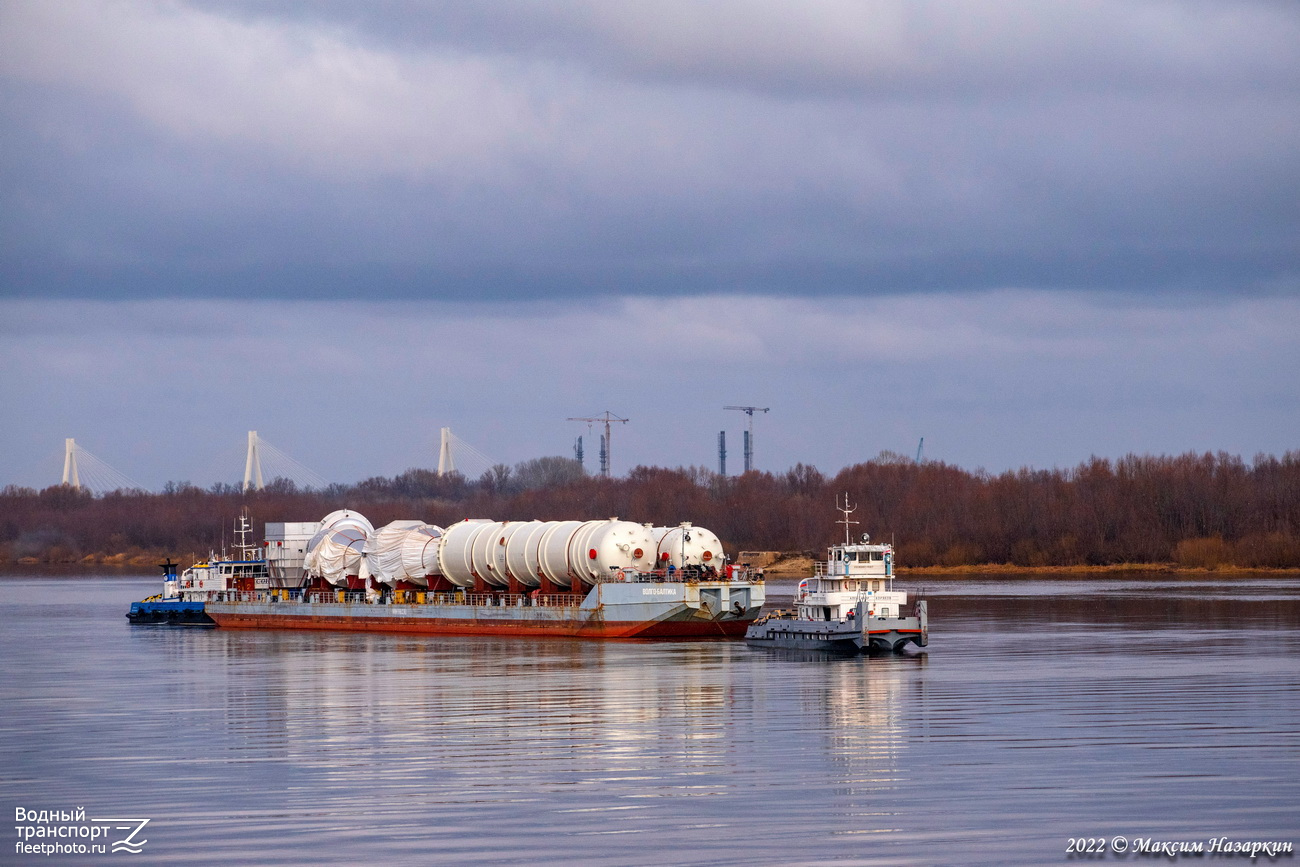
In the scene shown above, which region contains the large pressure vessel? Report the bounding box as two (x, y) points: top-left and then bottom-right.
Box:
(484, 521), (541, 588)
(304, 510), (373, 560)
(398, 524), (444, 587)
(501, 520), (549, 588)
(433, 517), (714, 591)
(536, 520), (584, 587)
(652, 523), (726, 570)
(317, 509), (374, 538)
(363, 520), (425, 585)
(470, 520), (511, 587)
(309, 526), (369, 585)
(304, 510), (374, 585)
(363, 521), (445, 586)
(437, 519), (495, 588)
(566, 519), (658, 584)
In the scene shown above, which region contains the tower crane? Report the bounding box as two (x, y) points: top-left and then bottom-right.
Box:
(566, 411), (628, 477)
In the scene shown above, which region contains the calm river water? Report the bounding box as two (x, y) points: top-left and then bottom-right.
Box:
(2, 574), (1298, 865)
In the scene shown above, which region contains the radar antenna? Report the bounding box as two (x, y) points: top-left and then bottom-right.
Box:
(836, 493), (859, 546)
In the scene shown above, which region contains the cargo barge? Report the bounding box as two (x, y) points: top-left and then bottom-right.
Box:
(206, 581), (755, 638)
(130, 511), (765, 639)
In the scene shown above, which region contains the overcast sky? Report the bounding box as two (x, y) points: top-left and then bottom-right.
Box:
(2, 1), (1297, 491)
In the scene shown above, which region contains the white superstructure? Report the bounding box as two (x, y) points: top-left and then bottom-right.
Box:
(796, 495), (908, 622)
(796, 539), (907, 621)
(174, 513), (270, 599)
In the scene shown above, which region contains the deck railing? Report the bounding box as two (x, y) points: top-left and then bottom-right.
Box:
(461, 593), (585, 608)
(596, 567), (759, 584)
(208, 589), (588, 609)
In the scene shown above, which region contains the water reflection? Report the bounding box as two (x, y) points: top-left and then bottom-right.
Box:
(805, 656), (922, 797)
(2, 575), (1297, 866)
(132, 625), (942, 857)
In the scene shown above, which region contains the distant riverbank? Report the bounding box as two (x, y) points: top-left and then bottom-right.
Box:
(762, 557), (1300, 578)
(1, 550), (193, 570)
(903, 563), (1300, 577)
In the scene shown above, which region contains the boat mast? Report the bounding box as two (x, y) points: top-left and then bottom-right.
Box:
(234, 510), (257, 562)
(836, 493), (858, 546)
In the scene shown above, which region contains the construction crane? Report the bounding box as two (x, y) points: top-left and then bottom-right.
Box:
(566, 412), (628, 477)
(724, 406), (770, 473)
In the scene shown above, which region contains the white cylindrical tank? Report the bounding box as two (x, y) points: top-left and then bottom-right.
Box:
(652, 523), (726, 571)
(567, 519), (658, 585)
(488, 521), (542, 588)
(399, 524), (444, 587)
(363, 520), (425, 586)
(305, 510), (373, 558)
(537, 520), (584, 587)
(309, 526), (369, 586)
(303, 510), (373, 584)
(318, 509), (374, 537)
(437, 519), (496, 588)
(470, 521), (511, 588)
(502, 520), (549, 588)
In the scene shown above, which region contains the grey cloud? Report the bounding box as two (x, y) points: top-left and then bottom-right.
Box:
(191, 1), (1300, 98)
(1, 0), (1297, 302)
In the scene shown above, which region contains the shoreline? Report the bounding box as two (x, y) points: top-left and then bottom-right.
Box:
(762, 559), (1300, 579)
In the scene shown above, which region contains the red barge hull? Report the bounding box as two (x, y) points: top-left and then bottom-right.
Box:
(207, 609), (751, 639)
(205, 581), (763, 641)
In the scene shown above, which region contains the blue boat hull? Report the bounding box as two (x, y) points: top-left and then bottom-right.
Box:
(127, 599), (215, 626)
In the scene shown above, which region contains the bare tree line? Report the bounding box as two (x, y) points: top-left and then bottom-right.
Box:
(3, 450), (1297, 569)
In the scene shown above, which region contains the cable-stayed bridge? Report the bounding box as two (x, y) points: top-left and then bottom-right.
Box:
(242, 431), (330, 492)
(47, 428), (496, 494)
(436, 427), (497, 480)
(58, 439), (143, 495)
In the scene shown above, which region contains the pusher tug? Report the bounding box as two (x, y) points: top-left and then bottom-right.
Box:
(129, 511), (765, 639)
(126, 514), (268, 626)
(745, 497), (927, 654)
